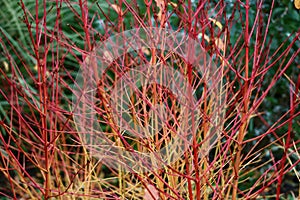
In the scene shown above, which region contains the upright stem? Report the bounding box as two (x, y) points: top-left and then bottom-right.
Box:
(232, 1), (250, 199)
(276, 86), (295, 198)
(38, 0), (51, 198)
(78, 0), (92, 196)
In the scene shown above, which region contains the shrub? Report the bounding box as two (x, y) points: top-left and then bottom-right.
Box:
(0, 0), (299, 199)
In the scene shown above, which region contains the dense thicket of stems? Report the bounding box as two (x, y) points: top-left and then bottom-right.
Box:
(0, 0), (299, 199)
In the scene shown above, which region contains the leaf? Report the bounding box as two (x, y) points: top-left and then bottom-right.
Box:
(198, 33), (225, 51)
(295, 0), (300, 9)
(154, 0), (164, 10)
(154, 0), (165, 22)
(209, 18), (223, 29)
(33, 64), (38, 71)
(198, 33), (210, 43)
(142, 46), (150, 55)
(111, 4), (123, 15)
(214, 37), (225, 51)
(168, 2), (177, 7)
(3, 61), (9, 72)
